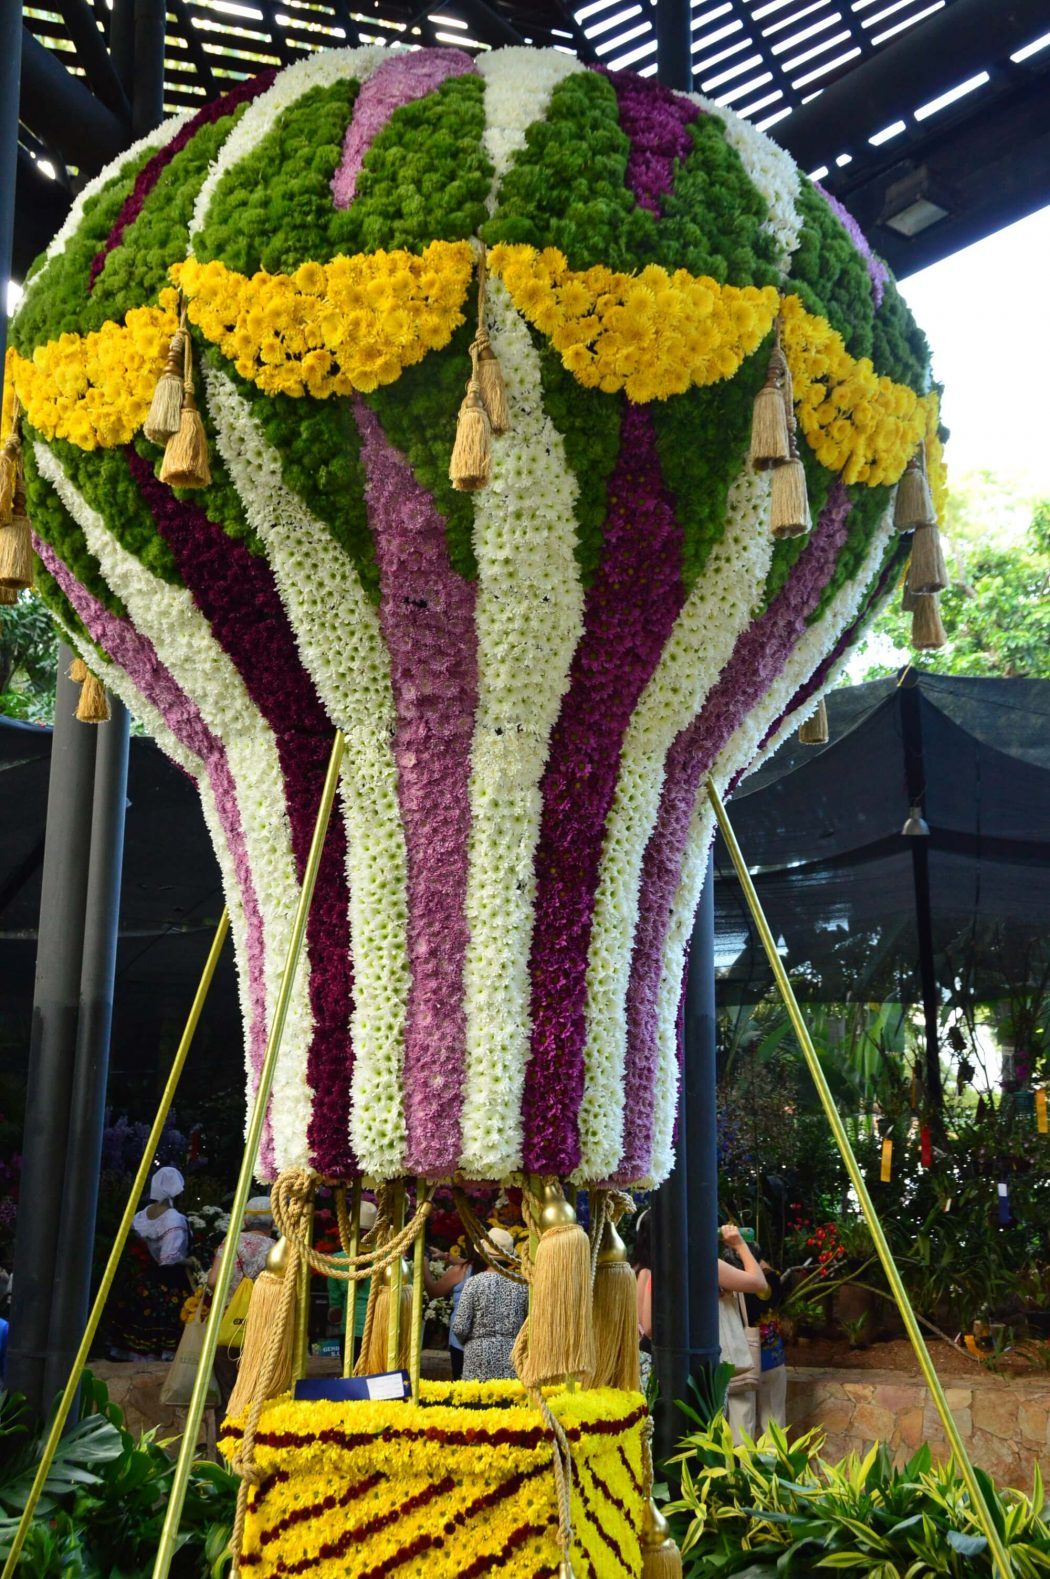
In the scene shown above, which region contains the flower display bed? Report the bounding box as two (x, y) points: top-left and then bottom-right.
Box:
(219, 1382), (648, 1578)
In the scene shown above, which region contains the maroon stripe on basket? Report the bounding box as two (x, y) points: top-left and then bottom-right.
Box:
(257, 1470), (384, 1548)
(574, 1464), (634, 1577)
(226, 1401), (648, 1455)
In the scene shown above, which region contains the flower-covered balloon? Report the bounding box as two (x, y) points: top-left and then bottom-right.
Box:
(5, 45), (940, 1187)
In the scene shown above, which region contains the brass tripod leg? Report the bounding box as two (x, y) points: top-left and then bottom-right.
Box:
(708, 779), (1011, 1579)
(152, 731), (346, 1579)
(0, 909), (231, 1579)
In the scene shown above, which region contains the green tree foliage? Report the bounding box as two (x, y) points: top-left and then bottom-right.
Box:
(856, 477), (1050, 680)
(0, 592), (59, 723)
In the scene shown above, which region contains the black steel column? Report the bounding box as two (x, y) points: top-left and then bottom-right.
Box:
(900, 677), (944, 1121)
(684, 859), (720, 1373)
(651, 1081), (691, 1464)
(132, 0), (166, 137)
(0, 0), (23, 375)
(650, 0), (696, 1472)
(44, 698), (130, 1406)
(7, 648), (97, 1415)
(656, 0), (693, 91)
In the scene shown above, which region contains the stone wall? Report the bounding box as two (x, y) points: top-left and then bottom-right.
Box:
(787, 1366), (1050, 1489)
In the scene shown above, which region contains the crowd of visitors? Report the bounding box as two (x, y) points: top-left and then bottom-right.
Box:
(103, 1166), (795, 1434)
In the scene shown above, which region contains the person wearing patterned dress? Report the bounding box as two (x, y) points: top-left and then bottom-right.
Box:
(450, 1229), (527, 1382)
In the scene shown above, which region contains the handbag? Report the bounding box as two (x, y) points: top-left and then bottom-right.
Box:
(718, 1291), (753, 1376)
(160, 1301), (220, 1407)
(728, 1316), (762, 1397)
(217, 1274), (254, 1351)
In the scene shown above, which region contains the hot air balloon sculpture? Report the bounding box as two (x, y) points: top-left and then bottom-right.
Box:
(2, 43), (945, 1578)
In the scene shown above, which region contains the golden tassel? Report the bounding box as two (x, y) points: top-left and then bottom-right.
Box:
(518, 1180), (594, 1389)
(472, 243), (510, 436)
(143, 330), (186, 446)
(473, 330), (510, 436)
(750, 340), (790, 470)
(641, 1501), (682, 1579)
(894, 446), (935, 532)
(226, 1237), (296, 1420)
(770, 442), (811, 539)
(911, 593), (946, 651)
(76, 672), (111, 724)
(900, 568), (918, 614)
(449, 375), (492, 493)
(359, 1259), (412, 1374)
(159, 334), (211, 489)
(0, 586), (16, 607)
(0, 436), (18, 525)
(908, 521), (947, 595)
(69, 656), (89, 684)
(0, 476), (34, 591)
(591, 1217), (640, 1392)
(797, 697), (828, 746)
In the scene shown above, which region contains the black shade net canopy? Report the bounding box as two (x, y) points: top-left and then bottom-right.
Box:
(0, 672), (1046, 1073)
(713, 672), (1050, 1005)
(0, 717), (238, 1090)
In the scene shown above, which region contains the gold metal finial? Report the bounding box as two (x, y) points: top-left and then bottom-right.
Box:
(533, 1178), (577, 1232)
(596, 1216), (628, 1267)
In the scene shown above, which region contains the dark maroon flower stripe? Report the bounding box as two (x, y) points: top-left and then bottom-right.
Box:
(225, 1400), (648, 1453)
(523, 402), (686, 1175)
(457, 1518), (558, 1579)
(267, 1476), (454, 1575)
(572, 1464), (634, 1577)
(617, 483), (853, 1180)
(616, 1442), (644, 1499)
(598, 66), (701, 214)
(747, 538), (905, 770)
(89, 72), (277, 290)
(127, 448), (357, 1174)
(257, 1470), (384, 1548)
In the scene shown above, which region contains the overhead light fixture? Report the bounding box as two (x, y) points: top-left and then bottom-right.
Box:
(879, 166), (953, 238)
(902, 804), (930, 837)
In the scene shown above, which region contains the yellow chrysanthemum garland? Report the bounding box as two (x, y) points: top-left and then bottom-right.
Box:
(5, 298), (179, 452)
(3, 242), (941, 500)
(171, 240), (475, 398)
(489, 244), (937, 489)
(488, 241), (780, 404)
(218, 1382), (647, 1579)
(779, 294), (929, 487)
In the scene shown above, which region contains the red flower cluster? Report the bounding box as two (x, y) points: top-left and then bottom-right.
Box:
(806, 1222), (845, 1277)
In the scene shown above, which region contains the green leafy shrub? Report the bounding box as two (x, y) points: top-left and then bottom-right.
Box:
(665, 1416), (1050, 1576)
(0, 1373), (235, 1577)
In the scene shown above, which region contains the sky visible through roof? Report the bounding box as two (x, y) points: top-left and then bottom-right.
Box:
(900, 201), (1050, 526)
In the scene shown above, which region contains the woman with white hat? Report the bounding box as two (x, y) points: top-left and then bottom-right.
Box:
(108, 1166), (191, 1360)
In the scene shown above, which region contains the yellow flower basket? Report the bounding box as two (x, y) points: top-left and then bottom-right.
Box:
(219, 1382), (648, 1577)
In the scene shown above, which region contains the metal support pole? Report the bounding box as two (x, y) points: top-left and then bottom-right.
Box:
(684, 858), (720, 1374)
(900, 679), (944, 1121)
(132, 0), (166, 137)
(651, 1079), (691, 1465)
(655, 0), (693, 91)
(152, 732), (346, 1579)
(44, 698), (131, 1407)
(0, 911), (230, 1579)
(0, 0), (23, 376)
(386, 1181), (406, 1371)
(409, 1182), (425, 1401)
(708, 778), (1012, 1579)
(109, 0), (135, 96)
(7, 648), (97, 1416)
(343, 1178), (362, 1378)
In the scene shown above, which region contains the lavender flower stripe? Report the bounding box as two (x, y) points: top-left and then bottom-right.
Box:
(354, 400), (477, 1176)
(331, 49), (474, 209)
